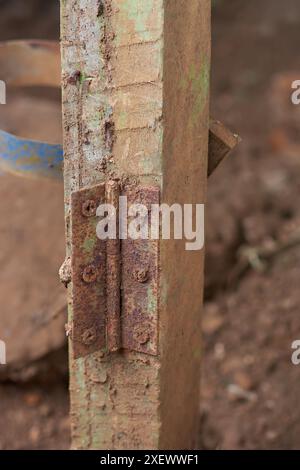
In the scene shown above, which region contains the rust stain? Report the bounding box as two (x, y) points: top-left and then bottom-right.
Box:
(71, 183), (107, 359)
(121, 185), (160, 356)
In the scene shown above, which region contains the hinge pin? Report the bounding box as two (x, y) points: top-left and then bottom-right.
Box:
(106, 181), (121, 353)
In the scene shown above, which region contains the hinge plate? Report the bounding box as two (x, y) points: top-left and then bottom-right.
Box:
(71, 184), (107, 359)
(71, 182), (159, 359)
(122, 186), (159, 356)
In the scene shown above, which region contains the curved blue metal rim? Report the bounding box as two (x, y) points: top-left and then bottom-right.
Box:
(0, 129), (63, 180)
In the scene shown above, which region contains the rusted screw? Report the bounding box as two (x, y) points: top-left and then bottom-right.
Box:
(82, 327), (97, 346)
(133, 268), (149, 283)
(82, 265), (98, 283)
(134, 328), (150, 346)
(82, 199), (97, 217)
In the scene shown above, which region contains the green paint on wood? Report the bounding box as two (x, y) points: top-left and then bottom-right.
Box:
(118, 110), (127, 129)
(147, 285), (157, 318)
(122, 0), (153, 41)
(72, 357), (90, 448)
(116, 0), (163, 45)
(180, 57), (210, 126)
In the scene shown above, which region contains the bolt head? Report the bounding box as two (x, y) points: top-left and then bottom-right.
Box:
(133, 268), (149, 283)
(82, 199), (97, 217)
(81, 327), (97, 346)
(82, 265), (98, 283)
(134, 328), (150, 345)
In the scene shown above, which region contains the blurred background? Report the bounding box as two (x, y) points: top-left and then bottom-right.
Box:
(0, 0), (300, 450)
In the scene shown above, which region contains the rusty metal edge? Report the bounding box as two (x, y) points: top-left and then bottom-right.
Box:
(71, 183), (107, 359)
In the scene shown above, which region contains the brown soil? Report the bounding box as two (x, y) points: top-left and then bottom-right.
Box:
(1, 0), (300, 450)
(202, 0), (300, 450)
(0, 0), (70, 450)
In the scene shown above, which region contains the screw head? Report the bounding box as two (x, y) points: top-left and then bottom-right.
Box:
(82, 199), (97, 217)
(81, 327), (97, 346)
(82, 265), (98, 283)
(133, 268), (149, 283)
(134, 328), (150, 345)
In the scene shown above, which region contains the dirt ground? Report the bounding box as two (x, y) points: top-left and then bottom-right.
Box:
(0, 0), (70, 450)
(1, 0), (300, 450)
(202, 0), (300, 450)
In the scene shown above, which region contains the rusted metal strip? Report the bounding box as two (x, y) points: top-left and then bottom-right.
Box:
(106, 180), (121, 353)
(71, 183), (107, 359)
(208, 119), (241, 177)
(121, 185), (160, 356)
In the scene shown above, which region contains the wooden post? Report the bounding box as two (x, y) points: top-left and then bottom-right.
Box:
(61, 0), (211, 449)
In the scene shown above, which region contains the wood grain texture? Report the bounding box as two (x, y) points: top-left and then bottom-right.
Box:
(160, 0), (211, 449)
(61, 0), (210, 449)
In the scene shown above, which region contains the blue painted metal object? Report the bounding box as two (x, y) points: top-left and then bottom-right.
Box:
(0, 129), (63, 180)
(0, 40), (63, 180)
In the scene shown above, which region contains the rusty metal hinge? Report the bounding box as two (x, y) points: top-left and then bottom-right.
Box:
(71, 182), (159, 359)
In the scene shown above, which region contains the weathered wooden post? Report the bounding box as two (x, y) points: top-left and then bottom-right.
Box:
(61, 0), (211, 449)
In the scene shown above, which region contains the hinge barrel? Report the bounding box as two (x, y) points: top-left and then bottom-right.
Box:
(106, 181), (121, 353)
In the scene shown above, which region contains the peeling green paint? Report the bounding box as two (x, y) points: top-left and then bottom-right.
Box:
(180, 57), (210, 126)
(83, 236), (96, 255)
(116, 0), (163, 45)
(118, 110), (127, 129)
(147, 284), (157, 318)
(72, 357), (91, 449)
(139, 153), (157, 174)
(79, 72), (93, 85)
(122, 0), (153, 41)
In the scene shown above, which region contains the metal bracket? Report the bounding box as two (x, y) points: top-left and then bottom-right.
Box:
(208, 120), (241, 177)
(71, 182), (159, 359)
(71, 184), (107, 359)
